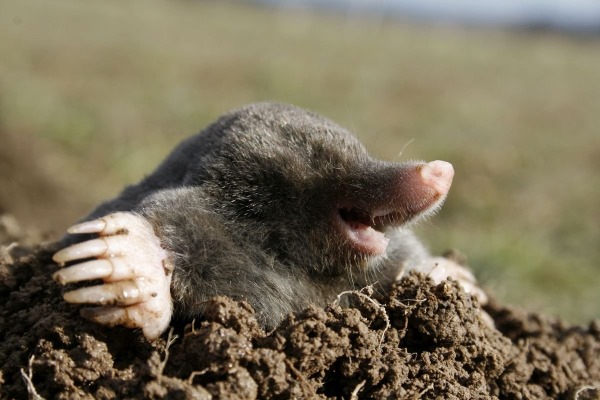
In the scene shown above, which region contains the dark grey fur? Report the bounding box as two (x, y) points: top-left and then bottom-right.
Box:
(74, 103), (433, 329)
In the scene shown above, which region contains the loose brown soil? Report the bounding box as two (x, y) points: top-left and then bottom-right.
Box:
(1, 217), (598, 399)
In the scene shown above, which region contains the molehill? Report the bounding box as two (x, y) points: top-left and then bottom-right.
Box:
(1, 217), (599, 399)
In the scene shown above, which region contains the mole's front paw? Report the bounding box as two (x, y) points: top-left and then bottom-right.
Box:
(52, 212), (173, 340)
(410, 257), (494, 328)
(428, 257), (488, 305)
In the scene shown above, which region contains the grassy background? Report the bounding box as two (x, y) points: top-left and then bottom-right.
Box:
(1, 0), (598, 322)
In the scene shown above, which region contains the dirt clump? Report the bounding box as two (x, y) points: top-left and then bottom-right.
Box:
(1, 217), (599, 399)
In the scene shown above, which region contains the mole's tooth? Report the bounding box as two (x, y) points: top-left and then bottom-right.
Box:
(67, 219), (106, 234)
(53, 259), (113, 285)
(53, 239), (109, 264)
(63, 280), (145, 306)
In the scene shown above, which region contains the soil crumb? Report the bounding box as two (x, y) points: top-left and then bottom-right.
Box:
(1, 216), (599, 399)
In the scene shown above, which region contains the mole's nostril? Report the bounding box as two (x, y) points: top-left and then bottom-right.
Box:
(419, 160), (454, 195)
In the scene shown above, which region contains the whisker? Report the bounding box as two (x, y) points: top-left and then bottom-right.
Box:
(397, 138), (415, 159)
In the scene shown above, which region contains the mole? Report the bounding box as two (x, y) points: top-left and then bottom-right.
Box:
(52, 102), (487, 340)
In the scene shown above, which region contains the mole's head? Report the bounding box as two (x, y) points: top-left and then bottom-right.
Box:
(195, 103), (453, 277)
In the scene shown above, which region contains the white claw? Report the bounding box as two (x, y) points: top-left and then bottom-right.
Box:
(458, 280), (489, 305)
(53, 238), (109, 265)
(64, 280), (148, 306)
(53, 235), (131, 265)
(67, 219), (107, 234)
(53, 259), (113, 284)
(81, 306), (128, 326)
(81, 304), (170, 340)
(67, 213), (137, 236)
(428, 263), (448, 284)
(53, 257), (138, 284)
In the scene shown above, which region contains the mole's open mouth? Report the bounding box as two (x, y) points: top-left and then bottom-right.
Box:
(333, 160), (454, 257)
(336, 207), (402, 255)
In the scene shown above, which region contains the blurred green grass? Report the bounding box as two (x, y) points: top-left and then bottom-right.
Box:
(1, 0), (598, 322)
